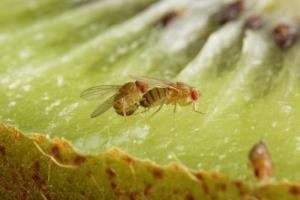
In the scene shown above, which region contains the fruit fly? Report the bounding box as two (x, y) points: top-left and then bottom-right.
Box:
(248, 140), (273, 180)
(80, 81), (148, 118)
(131, 76), (202, 115)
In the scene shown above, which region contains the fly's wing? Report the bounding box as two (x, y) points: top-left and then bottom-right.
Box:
(90, 95), (116, 118)
(80, 85), (121, 101)
(130, 75), (177, 90)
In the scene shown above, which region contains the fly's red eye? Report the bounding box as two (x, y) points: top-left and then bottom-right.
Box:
(191, 89), (199, 101)
(135, 81), (148, 93)
(140, 84), (148, 93)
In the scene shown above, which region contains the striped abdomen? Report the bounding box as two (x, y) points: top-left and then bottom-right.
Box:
(140, 88), (168, 108)
(113, 93), (139, 116)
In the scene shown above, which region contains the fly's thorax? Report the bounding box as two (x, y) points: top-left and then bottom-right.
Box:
(176, 82), (193, 97)
(118, 82), (138, 94)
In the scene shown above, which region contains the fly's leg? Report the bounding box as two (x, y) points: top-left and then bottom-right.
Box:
(150, 104), (163, 118)
(121, 98), (128, 124)
(193, 102), (206, 114)
(172, 104), (177, 130)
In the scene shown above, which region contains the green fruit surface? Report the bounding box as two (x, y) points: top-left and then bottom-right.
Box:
(0, 0), (300, 198)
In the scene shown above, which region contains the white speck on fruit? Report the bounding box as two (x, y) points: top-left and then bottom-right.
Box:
(176, 145), (184, 152)
(8, 101), (16, 107)
(56, 76), (64, 87)
(282, 105), (292, 113)
(34, 33), (45, 41)
(45, 100), (61, 114)
(58, 102), (79, 121)
(271, 121), (277, 128)
(19, 50), (31, 60)
(22, 85), (31, 92)
(219, 154), (226, 160)
(8, 80), (20, 89)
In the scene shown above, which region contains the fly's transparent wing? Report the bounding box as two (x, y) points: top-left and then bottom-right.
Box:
(90, 95), (116, 118)
(130, 75), (177, 89)
(80, 85), (121, 101)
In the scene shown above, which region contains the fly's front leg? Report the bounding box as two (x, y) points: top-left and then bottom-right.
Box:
(193, 102), (205, 114)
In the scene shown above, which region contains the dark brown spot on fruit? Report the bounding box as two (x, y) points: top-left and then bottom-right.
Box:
(106, 167), (117, 179)
(159, 10), (182, 27)
(218, 0), (244, 25)
(11, 172), (18, 184)
(32, 161), (47, 189)
(74, 155), (86, 166)
(20, 191), (28, 200)
(220, 183), (227, 192)
(128, 191), (138, 200)
(193, 172), (204, 182)
(144, 184), (153, 196)
(211, 172), (221, 180)
(289, 185), (300, 196)
(151, 168), (164, 179)
(110, 182), (117, 190)
(244, 16), (264, 30)
(203, 183), (209, 194)
(185, 193), (195, 200)
(234, 181), (246, 196)
(211, 195), (217, 200)
(272, 24), (298, 49)
(122, 155), (134, 164)
(51, 145), (62, 161)
(0, 145), (6, 156)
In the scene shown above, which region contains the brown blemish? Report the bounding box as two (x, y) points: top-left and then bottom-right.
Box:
(193, 172), (204, 182)
(202, 183), (210, 194)
(0, 145), (6, 156)
(128, 191), (138, 200)
(11, 172), (18, 184)
(272, 24), (298, 49)
(234, 181), (246, 196)
(20, 191), (28, 200)
(211, 195), (217, 200)
(184, 193), (195, 200)
(122, 155), (134, 164)
(74, 155), (86, 166)
(32, 160), (47, 189)
(51, 145), (62, 162)
(244, 16), (264, 30)
(219, 183), (227, 192)
(211, 172), (221, 180)
(289, 185), (300, 196)
(151, 168), (164, 179)
(159, 10), (182, 27)
(218, 0), (244, 25)
(106, 167), (117, 179)
(144, 184), (153, 196)
(110, 182), (117, 190)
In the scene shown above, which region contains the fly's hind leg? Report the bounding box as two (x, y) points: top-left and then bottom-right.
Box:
(170, 104), (177, 130)
(150, 104), (164, 118)
(121, 98), (128, 123)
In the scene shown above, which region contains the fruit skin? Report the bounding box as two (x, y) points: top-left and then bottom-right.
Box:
(0, 0), (300, 198)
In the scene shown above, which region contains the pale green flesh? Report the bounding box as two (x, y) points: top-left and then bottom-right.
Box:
(0, 0), (300, 182)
